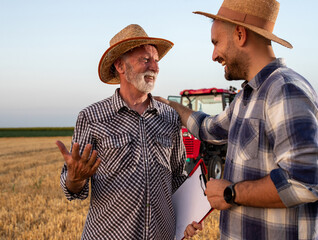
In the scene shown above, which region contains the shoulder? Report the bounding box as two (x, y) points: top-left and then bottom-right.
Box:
(78, 96), (114, 123)
(266, 66), (317, 105)
(154, 99), (181, 125)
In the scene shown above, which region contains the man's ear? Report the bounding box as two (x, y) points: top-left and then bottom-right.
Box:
(234, 25), (247, 47)
(114, 58), (125, 74)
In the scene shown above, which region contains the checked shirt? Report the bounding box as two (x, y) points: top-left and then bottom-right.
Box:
(60, 89), (187, 240)
(187, 59), (318, 240)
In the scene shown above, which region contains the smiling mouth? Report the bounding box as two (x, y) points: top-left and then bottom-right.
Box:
(144, 75), (156, 81)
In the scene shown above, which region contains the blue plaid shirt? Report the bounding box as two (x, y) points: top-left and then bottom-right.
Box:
(187, 59), (318, 240)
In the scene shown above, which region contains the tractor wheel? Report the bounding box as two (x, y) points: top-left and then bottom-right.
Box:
(207, 155), (223, 179)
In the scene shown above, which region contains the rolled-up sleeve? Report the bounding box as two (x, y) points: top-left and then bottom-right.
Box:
(267, 82), (318, 207)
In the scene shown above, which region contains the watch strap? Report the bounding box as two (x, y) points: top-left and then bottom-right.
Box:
(224, 183), (240, 206)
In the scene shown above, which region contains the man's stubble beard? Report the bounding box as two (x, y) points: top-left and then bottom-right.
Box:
(224, 39), (250, 81)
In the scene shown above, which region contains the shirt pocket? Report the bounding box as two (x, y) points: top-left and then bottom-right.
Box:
(156, 134), (173, 148)
(239, 118), (260, 160)
(154, 134), (173, 171)
(98, 133), (133, 173)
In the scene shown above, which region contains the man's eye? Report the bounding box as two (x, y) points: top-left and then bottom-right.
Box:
(143, 58), (149, 62)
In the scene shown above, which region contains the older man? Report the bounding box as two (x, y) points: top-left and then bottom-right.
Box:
(156, 0), (318, 239)
(56, 24), (187, 240)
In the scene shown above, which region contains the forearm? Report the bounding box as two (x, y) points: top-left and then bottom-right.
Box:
(235, 175), (285, 208)
(154, 96), (195, 127)
(167, 100), (194, 127)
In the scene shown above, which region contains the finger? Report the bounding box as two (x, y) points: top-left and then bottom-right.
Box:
(205, 179), (214, 194)
(208, 178), (215, 184)
(154, 96), (169, 104)
(192, 221), (203, 231)
(56, 141), (70, 158)
(184, 230), (188, 239)
(207, 198), (215, 209)
(81, 144), (92, 162)
(90, 158), (101, 175)
(71, 142), (81, 161)
(87, 150), (98, 167)
(185, 224), (197, 237)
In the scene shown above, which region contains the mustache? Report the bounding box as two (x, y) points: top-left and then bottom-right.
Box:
(215, 56), (225, 64)
(143, 71), (158, 78)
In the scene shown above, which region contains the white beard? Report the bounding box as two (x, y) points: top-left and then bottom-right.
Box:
(125, 63), (157, 93)
(131, 71), (156, 93)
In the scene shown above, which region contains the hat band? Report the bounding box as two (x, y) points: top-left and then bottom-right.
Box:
(218, 7), (275, 32)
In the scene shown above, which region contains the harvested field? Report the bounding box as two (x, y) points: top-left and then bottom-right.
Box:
(0, 137), (219, 239)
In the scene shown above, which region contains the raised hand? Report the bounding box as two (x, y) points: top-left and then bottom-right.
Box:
(56, 140), (101, 193)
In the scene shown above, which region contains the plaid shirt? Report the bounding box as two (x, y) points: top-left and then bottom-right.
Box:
(60, 89), (187, 240)
(187, 59), (318, 240)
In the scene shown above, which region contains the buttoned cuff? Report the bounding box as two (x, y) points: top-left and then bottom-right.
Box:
(60, 171), (89, 201)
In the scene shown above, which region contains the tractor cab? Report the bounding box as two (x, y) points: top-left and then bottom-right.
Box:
(168, 86), (237, 179)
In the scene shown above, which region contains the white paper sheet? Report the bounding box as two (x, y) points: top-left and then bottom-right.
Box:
(172, 164), (212, 240)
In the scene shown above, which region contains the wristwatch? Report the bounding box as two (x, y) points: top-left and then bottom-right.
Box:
(223, 183), (240, 205)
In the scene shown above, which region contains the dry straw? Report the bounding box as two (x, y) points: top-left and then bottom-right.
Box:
(194, 0), (293, 49)
(98, 24), (173, 84)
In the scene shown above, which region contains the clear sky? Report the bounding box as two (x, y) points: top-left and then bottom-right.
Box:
(1, 0), (317, 127)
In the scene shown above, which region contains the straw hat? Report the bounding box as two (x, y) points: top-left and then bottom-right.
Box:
(193, 0), (293, 49)
(98, 24), (174, 84)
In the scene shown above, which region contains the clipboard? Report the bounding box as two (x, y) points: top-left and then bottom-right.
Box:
(172, 159), (213, 240)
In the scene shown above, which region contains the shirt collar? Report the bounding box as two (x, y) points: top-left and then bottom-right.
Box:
(112, 88), (127, 113)
(148, 93), (161, 115)
(242, 58), (286, 90)
(111, 88), (160, 115)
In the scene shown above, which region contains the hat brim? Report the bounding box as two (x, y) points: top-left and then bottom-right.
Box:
(98, 37), (173, 84)
(193, 11), (293, 49)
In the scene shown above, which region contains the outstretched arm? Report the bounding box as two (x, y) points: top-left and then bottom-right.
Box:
(154, 96), (193, 127)
(205, 175), (285, 210)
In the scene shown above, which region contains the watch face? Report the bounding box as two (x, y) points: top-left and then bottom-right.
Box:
(224, 186), (233, 203)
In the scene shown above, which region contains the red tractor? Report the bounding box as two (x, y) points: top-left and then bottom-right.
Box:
(168, 86), (237, 179)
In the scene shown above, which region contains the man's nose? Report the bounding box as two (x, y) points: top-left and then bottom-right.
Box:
(212, 48), (218, 62)
(148, 59), (159, 73)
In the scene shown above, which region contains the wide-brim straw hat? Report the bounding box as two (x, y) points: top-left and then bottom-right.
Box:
(98, 24), (174, 84)
(193, 0), (293, 49)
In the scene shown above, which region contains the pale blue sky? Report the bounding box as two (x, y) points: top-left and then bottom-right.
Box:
(1, 0), (317, 127)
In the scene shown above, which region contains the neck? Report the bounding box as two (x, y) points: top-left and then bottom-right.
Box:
(119, 83), (150, 115)
(246, 37), (276, 81)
